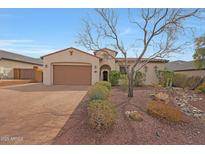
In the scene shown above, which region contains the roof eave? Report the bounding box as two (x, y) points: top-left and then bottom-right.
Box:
(41, 47), (99, 59)
(1, 57), (43, 66)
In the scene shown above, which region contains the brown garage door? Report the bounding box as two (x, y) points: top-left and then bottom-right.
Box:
(53, 65), (92, 85)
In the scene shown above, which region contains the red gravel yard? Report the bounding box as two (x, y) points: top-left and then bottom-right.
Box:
(53, 86), (205, 145)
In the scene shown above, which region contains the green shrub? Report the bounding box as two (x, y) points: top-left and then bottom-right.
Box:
(120, 73), (128, 80)
(119, 74), (128, 91)
(196, 82), (205, 93)
(109, 71), (121, 86)
(134, 71), (145, 87)
(88, 84), (110, 100)
(157, 70), (174, 87)
(95, 81), (111, 91)
(87, 100), (116, 130)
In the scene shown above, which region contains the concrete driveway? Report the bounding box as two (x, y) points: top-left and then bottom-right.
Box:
(0, 83), (88, 144)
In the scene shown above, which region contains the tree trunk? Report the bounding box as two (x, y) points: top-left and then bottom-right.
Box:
(128, 71), (134, 97)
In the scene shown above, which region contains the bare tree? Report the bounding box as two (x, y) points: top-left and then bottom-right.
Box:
(76, 8), (203, 97)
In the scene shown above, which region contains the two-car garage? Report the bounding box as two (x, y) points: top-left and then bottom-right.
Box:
(42, 48), (100, 86)
(53, 65), (92, 85)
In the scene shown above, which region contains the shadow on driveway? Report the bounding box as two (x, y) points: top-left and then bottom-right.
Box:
(2, 83), (89, 92)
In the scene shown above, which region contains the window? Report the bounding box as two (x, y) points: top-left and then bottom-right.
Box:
(120, 66), (127, 74)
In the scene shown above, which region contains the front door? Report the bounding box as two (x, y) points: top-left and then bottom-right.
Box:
(103, 71), (108, 81)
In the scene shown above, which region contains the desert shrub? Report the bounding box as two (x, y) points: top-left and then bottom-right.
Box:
(109, 70), (121, 86)
(119, 73), (128, 80)
(186, 76), (203, 90)
(134, 71), (145, 87)
(119, 74), (128, 91)
(157, 70), (174, 87)
(88, 84), (110, 100)
(173, 73), (187, 88)
(196, 82), (205, 93)
(173, 73), (203, 89)
(147, 101), (184, 122)
(87, 99), (116, 130)
(95, 81), (111, 91)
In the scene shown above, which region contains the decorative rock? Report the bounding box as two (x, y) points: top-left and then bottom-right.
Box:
(156, 131), (160, 137)
(154, 92), (169, 103)
(125, 111), (143, 122)
(173, 89), (205, 119)
(193, 114), (202, 118)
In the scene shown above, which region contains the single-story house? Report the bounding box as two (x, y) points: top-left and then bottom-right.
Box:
(0, 50), (43, 80)
(42, 47), (168, 86)
(165, 60), (205, 77)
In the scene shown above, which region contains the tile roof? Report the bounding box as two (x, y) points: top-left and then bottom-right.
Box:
(0, 49), (43, 65)
(116, 58), (169, 63)
(94, 48), (118, 54)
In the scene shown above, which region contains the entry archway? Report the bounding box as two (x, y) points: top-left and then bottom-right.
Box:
(100, 65), (111, 81)
(102, 70), (108, 81)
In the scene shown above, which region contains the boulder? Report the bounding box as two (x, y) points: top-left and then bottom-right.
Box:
(125, 111), (143, 122)
(154, 92), (169, 103)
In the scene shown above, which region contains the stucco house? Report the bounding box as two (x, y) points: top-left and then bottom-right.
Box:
(42, 47), (168, 86)
(0, 50), (43, 80)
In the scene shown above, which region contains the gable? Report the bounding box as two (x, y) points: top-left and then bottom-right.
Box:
(94, 48), (117, 57)
(42, 48), (100, 65)
(42, 47), (99, 60)
(95, 50), (116, 60)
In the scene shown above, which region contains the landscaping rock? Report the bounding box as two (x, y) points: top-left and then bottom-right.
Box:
(173, 89), (205, 118)
(156, 131), (160, 138)
(154, 92), (169, 103)
(125, 111), (143, 122)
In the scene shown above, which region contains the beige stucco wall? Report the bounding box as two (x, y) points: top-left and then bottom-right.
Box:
(0, 59), (41, 79)
(43, 48), (100, 85)
(95, 50), (117, 81)
(95, 50), (117, 70)
(116, 61), (166, 85)
(175, 70), (205, 77)
(141, 62), (165, 85)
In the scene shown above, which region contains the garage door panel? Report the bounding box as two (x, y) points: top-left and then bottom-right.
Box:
(53, 65), (91, 85)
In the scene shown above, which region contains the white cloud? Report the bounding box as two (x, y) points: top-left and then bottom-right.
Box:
(119, 28), (132, 36)
(0, 39), (54, 58)
(0, 39), (33, 46)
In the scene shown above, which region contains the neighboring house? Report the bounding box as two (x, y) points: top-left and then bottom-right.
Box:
(42, 47), (168, 85)
(165, 60), (205, 77)
(0, 50), (43, 80)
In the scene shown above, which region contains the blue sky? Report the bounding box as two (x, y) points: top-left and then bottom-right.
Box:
(0, 8), (205, 61)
